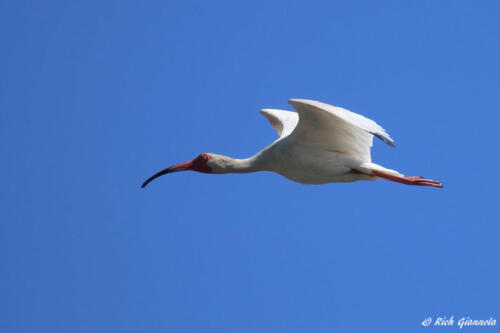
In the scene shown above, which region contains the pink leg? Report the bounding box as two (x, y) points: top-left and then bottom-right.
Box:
(371, 170), (443, 188)
(404, 176), (424, 181)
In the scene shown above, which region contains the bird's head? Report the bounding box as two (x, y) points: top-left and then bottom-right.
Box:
(141, 153), (234, 188)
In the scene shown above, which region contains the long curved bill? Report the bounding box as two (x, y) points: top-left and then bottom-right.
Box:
(141, 160), (193, 188)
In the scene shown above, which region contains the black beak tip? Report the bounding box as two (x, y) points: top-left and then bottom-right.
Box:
(141, 167), (174, 189)
(141, 176), (155, 188)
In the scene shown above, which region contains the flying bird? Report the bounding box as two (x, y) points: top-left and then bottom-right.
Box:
(141, 99), (443, 188)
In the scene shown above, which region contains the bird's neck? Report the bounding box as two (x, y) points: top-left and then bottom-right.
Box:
(224, 156), (261, 173)
(212, 153), (268, 174)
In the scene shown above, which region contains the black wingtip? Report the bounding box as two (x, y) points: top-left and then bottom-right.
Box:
(383, 136), (396, 148)
(372, 132), (396, 148)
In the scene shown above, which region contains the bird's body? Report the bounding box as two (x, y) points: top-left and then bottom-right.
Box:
(141, 99), (443, 188)
(248, 140), (370, 184)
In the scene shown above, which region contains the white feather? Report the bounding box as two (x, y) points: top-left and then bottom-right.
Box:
(288, 99), (395, 162)
(259, 109), (298, 139)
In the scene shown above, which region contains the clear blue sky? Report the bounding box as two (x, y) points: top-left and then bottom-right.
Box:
(1, 1), (499, 332)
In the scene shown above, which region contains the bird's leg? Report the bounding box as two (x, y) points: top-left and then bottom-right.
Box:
(370, 170), (443, 188)
(404, 176), (424, 181)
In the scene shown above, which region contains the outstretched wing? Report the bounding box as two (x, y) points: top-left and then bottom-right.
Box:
(288, 99), (395, 162)
(260, 109), (298, 139)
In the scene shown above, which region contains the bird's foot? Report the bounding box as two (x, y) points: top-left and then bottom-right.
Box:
(402, 176), (443, 188)
(370, 170), (443, 188)
(403, 176), (424, 181)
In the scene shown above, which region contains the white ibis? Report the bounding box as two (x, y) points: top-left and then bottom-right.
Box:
(142, 99), (443, 188)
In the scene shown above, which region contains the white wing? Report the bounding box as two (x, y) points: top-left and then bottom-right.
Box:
(260, 109), (298, 139)
(288, 99), (395, 162)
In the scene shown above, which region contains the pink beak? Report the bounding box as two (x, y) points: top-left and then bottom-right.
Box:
(141, 160), (194, 188)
